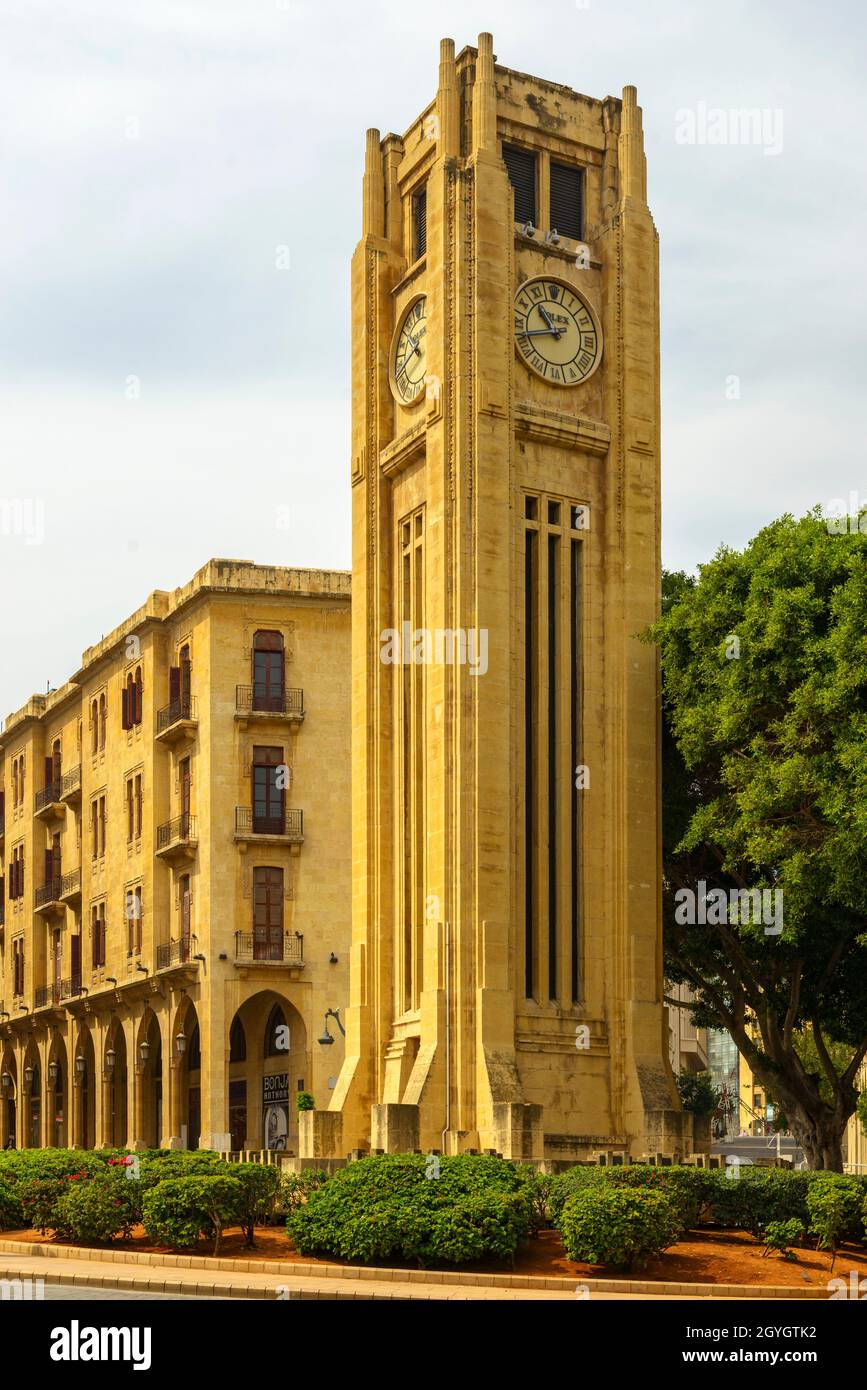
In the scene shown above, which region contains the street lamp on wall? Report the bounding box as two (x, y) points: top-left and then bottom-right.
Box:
(139, 1039), (150, 1065)
(317, 1008), (346, 1047)
(105, 1047), (116, 1072)
(48, 1060), (59, 1085)
(1, 1072), (12, 1093)
(175, 1031), (187, 1058)
(75, 1053), (85, 1078)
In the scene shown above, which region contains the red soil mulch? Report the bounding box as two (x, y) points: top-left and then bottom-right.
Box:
(2, 1223), (865, 1288)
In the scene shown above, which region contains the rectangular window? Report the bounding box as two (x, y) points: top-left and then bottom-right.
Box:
(412, 185), (427, 260)
(99, 795), (106, 856)
(549, 161), (584, 241)
(126, 778), (134, 842)
(503, 145), (537, 225)
(252, 746), (284, 834)
(91, 906), (106, 969)
(253, 866), (284, 960)
(398, 506), (425, 1014)
(547, 531), (559, 1001)
(91, 801), (99, 859)
(135, 774), (142, 838)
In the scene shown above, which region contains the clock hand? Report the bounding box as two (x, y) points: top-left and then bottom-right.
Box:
(537, 305), (564, 338)
(522, 327), (561, 337)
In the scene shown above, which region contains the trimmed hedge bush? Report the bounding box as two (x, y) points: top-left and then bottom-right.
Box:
(231, 1163), (281, 1246)
(52, 1175), (140, 1244)
(559, 1186), (682, 1269)
(806, 1174), (864, 1254)
(141, 1175), (244, 1256)
(286, 1154), (533, 1266)
(0, 1179), (24, 1231)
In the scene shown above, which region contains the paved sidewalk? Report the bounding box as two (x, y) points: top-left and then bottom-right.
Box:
(0, 1250), (583, 1300)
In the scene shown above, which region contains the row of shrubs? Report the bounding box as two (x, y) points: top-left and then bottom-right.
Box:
(0, 1148), (316, 1255)
(551, 1166), (867, 1269)
(2, 1148), (867, 1271)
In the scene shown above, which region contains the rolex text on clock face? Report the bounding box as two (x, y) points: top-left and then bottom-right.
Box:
(514, 277), (602, 386)
(392, 295), (428, 404)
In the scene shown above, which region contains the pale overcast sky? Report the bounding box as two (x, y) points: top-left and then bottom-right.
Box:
(1, 0), (865, 720)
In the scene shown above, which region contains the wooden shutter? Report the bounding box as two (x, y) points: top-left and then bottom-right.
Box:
(44, 755), (54, 787)
(169, 666), (180, 704)
(135, 671), (143, 724)
(71, 933), (81, 987)
(503, 145), (537, 225)
(45, 847), (53, 884)
(549, 161), (584, 240)
(121, 685), (129, 730)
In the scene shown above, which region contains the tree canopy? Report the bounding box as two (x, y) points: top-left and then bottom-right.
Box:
(652, 510), (867, 1168)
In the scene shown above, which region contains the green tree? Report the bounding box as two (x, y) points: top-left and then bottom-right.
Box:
(651, 514), (867, 1169)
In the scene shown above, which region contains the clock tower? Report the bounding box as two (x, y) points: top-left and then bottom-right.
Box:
(310, 35), (690, 1162)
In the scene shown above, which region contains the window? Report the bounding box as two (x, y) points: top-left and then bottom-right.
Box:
(91, 904), (106, 969)
(91, 800), (99, 859)
(252, 631), (285, 713)
(253, 866), (284, 960)
(126, 778), (134, 842)
(264, 1003), (288, 1058)
(99, 795), (106, 855)
(503, 145), (537, 225)
(13, 938), (25, 996)
(549, 161), (584, 241)
(126, 885), (142, 956)
(11, 754), (25, 808)
(123, 668), (144, 729)
(98, 694), (107, 750)
(9, 844), (24, 899)
(90, 700), (98, 755)
(412, 184), (427, 259)
(252, 746), (285, 834)
(135, 774), (142, 838)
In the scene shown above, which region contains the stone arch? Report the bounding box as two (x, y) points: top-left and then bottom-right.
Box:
(103, 1018), (128, 1148)
(226, 990), (309, 1154)
(0, 1050), (17, 1150)
(72, 1025), (96, 1149)
(46, 1032), (69, 1149)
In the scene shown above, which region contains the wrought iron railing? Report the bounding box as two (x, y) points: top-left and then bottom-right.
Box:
(156, 937), (193, 970)
(234, 931), (303, 965)
(156, 696), (197, 735)
(36, 977), (83, 1008)
(35, 782), (61, 813)
(234, 806), (303, 838)
(61, 765), (81, 798)
(156, 814), (197, 852)
(235, 686), (304, 717)
(35, 879), (62, 908)
(61, 867), (81, 898)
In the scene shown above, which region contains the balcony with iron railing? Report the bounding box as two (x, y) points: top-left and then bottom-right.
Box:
(155, 695), (198, 746)
(155, 813), (198, 862)
(234, 931), (304, 969)
(156, 936), (195, 971)
(34, 878), (63, 914)
(233, 806), (304, 847)
(234, 686), (304, 725)
(60, 764), (82, 805)
(59, 867), (82, 905)
(35, 781), (65, 821)
(34, 977), (83, 1010)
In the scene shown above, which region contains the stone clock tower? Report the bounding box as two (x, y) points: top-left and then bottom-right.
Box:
(307, 34), (689, 1162)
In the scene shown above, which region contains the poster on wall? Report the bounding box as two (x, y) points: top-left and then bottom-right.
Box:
(262, 1072), (289, 1150)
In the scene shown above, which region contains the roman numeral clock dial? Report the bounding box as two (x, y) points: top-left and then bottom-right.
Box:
(514, 276), (602, 386)
(390, 294), (428, 405)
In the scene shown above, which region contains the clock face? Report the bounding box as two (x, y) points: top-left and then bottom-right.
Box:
(391, 295), (428, 405)
(514, 277), (602, 386)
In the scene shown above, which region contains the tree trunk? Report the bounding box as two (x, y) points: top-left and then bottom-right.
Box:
(748, 1066), (850, 1171)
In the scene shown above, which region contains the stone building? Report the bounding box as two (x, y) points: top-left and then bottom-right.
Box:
(307, 33), (692, 1163)
(0, 560), (350, 1152)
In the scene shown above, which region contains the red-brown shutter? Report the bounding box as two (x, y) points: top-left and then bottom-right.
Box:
(71, 934), (81, 987)
(121, 685), (129, 730)
(169, 666), (180, 704)
(135, 672), (143, 724)
(44, 755), (54, 787)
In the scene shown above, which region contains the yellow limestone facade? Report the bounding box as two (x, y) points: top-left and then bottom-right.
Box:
(307, 34), (689, 1163)
(0, 561), (351, 1154)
